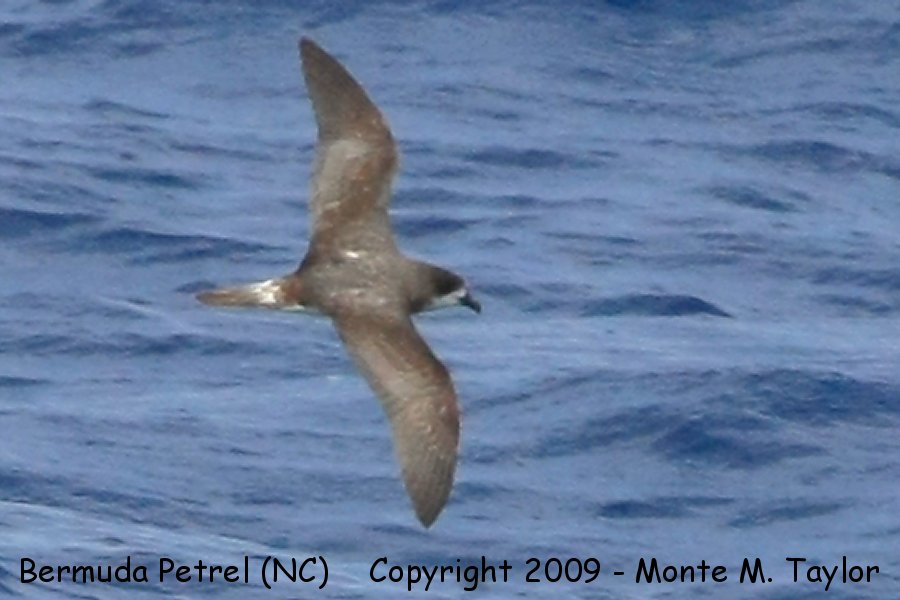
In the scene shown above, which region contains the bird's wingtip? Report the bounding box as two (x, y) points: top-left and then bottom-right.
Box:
(415, 507), (439, 529)
(299, 36), (320, 60)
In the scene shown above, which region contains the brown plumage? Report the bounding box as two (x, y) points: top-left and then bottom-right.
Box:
(196, 38), (480, 527)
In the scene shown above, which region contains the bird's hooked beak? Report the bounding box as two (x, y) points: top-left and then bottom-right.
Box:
(460, 290), (482, 314)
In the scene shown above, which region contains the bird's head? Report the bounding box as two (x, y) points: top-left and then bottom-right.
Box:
(415, 264), (481, 314)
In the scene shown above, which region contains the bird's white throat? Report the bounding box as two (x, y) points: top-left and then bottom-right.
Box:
(424, 288), (469, 312)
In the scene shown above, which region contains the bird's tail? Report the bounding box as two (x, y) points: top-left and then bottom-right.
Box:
(196, 277), (307, 311)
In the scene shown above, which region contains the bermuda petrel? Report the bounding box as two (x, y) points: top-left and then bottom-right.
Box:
(197, 38), (480, 527)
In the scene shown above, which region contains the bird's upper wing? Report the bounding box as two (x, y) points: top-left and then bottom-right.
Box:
(299, 38), (398, 253)
(332, 308), (460, 527)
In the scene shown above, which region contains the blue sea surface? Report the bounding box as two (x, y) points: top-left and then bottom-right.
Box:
(1, 1), (899, 598)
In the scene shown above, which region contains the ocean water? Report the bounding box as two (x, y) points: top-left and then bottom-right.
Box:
(1, 0), (899, 597)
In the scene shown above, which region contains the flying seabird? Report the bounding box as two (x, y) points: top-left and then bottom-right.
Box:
(196, 38), (480, 527)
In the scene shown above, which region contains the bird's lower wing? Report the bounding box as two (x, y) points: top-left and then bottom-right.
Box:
(332, 310), (460, 527)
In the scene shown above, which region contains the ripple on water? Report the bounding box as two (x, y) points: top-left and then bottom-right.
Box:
(705, 184), (799, 213)
(580, 294), (732, 318)
(0, 207), (98, 237)
(62, 226), (278, 264)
